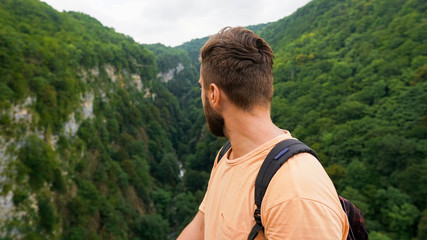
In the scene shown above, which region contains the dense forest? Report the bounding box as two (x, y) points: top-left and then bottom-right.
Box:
(0, 0), (425, 239)
(265, 1), (427, 239)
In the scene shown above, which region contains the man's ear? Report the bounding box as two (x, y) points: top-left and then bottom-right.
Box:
(209, 83), (221, 109)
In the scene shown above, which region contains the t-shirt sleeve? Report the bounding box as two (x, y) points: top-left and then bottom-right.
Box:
(263, 198), (347, 240)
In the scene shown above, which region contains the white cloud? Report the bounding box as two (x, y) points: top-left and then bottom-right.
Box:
(42, 0), (312, 46)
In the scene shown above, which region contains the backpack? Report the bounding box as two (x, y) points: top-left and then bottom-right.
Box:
(217, 139), (369, 240)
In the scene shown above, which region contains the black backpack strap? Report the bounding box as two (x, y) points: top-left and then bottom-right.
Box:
(254, 139), (319, 207)
(248, 139), (319, 240)
(217, 140), (231, 163)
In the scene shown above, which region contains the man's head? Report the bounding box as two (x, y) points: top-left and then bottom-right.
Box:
(199, 27), (275, 136)
(200, 26), (275, 111)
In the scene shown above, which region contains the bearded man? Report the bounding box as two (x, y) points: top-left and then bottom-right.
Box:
(177, 27), (349, 240)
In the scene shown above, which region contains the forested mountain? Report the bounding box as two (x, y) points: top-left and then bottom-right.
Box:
(0, 0), (187, 239)
(0, 0), (425, 239)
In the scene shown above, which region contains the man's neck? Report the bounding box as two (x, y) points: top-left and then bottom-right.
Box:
(223, 105), (284, 160)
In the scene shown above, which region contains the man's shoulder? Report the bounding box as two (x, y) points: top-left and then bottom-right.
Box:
(262, 152), (339, 211)
(261, 152), (347, 238)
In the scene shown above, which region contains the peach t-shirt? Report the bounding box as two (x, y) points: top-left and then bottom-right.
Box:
(199, 132), (349, 239)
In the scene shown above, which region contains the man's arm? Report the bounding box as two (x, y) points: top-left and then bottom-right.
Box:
(177, 210), (204, 240)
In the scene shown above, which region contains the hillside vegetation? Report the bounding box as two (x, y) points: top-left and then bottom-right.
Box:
(0, 0), (425, 239)
(0, 0), (186, 239)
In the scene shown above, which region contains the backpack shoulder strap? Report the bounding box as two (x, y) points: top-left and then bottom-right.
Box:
(248, 139), (319, 240)
(254, 139), (318, 207)
(217, 140), (231, 163)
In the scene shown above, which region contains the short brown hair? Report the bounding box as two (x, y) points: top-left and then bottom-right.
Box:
(200, 27), (275, 111)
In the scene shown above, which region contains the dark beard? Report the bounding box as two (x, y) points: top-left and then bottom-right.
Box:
(203, 95), (225, 137)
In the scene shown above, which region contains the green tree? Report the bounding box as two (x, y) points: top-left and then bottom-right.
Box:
(374, 187), (419, 238)
(152, 189), (172, 219)
(133, 215), (169, 240)
(394, 162), (427, 209)
(184, 170), (209, 192)
(173, 192), (198, 232)
(154, 153), (180, 186)
(38, 196), (57, 233)
(18, 135), (58, 190)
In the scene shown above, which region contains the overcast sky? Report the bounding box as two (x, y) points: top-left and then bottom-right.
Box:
(42, 0), (312, 47)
